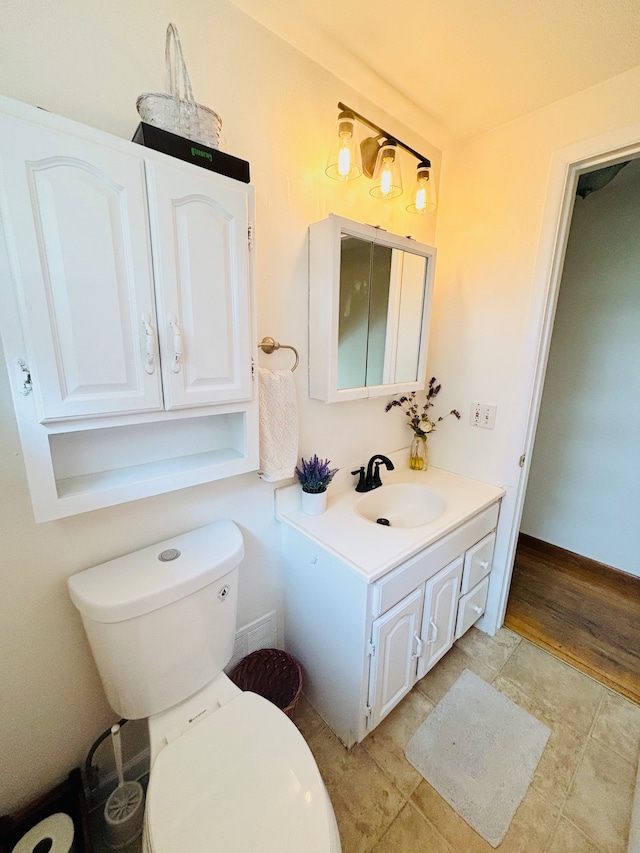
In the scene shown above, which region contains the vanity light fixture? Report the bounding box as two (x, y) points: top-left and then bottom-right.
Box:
(326, 102), (436, 212)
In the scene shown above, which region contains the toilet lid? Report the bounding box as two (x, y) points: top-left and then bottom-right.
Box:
(146, 691), (337, 853)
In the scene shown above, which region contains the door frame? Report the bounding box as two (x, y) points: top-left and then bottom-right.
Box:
(486, 121), (640, 633)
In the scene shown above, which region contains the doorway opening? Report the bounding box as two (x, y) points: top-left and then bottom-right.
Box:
(504, 157), (640, 703)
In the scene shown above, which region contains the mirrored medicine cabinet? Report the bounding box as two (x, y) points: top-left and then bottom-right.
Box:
(309, 214), (436, 402)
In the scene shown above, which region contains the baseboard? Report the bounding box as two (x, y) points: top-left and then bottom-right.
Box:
(518, 533), (639, 585)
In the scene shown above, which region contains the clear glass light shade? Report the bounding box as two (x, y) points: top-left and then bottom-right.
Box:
(406, 163), (437, 213)
(325, 112), (362, 181)
(370, 142), (403, 199)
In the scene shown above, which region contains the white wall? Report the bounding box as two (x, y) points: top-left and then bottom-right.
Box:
(520, 159), (640, 576)
(430, 66), (640, 629)
(0, 0), (440, 812)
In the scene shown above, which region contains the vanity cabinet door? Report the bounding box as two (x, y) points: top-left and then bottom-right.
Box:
(368, 587), (423, 730)
(145, 160), (253, 409)
(417, 556), (463, 679)
(0, 117), (163, 421)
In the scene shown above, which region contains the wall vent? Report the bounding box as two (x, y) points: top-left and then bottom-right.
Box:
(226, 610), (278, 672)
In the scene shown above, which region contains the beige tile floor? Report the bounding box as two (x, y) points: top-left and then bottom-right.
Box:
(292, 627), (640, 853)
(88, 626), (639, 853)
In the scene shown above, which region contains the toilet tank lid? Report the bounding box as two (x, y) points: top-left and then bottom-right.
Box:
(68, 520), (244, 624)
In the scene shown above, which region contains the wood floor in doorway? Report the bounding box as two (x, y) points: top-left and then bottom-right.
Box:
(504, 533), (640, 705)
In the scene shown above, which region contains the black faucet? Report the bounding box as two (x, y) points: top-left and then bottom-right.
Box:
(351, 454), (394, 492)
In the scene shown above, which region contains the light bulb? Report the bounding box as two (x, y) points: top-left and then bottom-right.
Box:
(337, 137), (352, 178)
(406, 162), (436, 213)
(370, 142), (403, 200)
(380, 159), (393, 197)
(325, 110), (362, 181)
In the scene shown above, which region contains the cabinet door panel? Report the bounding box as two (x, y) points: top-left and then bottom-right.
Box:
(147, 162), (252, 409)
(418, 556), (463, 679)
(0, 120), (163, 421)
(368, 588), (422, 730)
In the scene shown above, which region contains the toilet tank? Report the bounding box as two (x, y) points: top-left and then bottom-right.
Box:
(68, 520), (244, 719)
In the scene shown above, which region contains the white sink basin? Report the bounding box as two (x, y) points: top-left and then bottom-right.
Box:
(356, 484), (447, 529)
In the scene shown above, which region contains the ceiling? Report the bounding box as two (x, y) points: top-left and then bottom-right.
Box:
(226, 0), (640, 148)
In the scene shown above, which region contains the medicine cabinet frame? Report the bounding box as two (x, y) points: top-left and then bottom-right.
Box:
(309, 214), (436, 403)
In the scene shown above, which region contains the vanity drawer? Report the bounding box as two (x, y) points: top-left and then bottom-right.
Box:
(372, 503), (499, 617)
(455, 575), (490, 639)
(461, 532), (496, 594)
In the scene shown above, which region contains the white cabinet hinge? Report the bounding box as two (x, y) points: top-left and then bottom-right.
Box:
(248, 222), (254, 250)
(17, 359), (33, 395)
(367, 640), (376, 656)
(365, 704), (372, 718)
(251, 357), (255, 379)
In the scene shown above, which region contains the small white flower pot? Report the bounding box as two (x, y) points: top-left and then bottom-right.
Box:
(301, 489), (327, 516)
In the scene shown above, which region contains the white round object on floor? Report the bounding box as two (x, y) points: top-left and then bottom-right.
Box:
(103, 780), (145, 849)
(12, 813), (75, 853)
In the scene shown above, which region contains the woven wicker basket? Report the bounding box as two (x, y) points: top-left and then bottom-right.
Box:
(230, 649), (303, 717)
(137, 23), (221, 149)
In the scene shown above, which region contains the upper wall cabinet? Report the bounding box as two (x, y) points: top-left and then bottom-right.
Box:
(0, 119), (252, 422)
(309, 215), (436, 403)
(0, 96), (258, 521)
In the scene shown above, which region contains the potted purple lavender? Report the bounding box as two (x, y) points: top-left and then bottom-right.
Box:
(295, 455), (338, 515)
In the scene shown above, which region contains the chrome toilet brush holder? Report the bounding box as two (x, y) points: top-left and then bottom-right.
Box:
(103, 724), (145, 849)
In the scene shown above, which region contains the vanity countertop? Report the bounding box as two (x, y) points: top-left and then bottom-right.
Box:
(276, 462), (505, 583)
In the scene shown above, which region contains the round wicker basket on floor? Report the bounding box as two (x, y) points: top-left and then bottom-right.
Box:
(230, 649), (303, 716)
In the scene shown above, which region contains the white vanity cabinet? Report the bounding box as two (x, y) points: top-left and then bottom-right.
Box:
(0, 96), (258, 521)
(281, 502), (498, 747)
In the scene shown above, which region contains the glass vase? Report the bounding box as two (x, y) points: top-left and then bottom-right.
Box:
(409, 433), (428, 471)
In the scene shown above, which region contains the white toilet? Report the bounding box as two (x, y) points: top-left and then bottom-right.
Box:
(68, 520), (341, 853)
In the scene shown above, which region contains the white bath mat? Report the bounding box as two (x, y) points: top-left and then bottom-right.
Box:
(405, 669), (551, 847)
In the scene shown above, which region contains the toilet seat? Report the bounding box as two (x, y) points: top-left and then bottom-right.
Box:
(145, 691), (340, 853)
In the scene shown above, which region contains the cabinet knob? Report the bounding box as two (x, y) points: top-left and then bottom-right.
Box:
(472, 604), (484, 615)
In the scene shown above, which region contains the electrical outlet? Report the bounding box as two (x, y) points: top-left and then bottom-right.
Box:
(480, 404), (497, 429)
(470, 403), (497, 429)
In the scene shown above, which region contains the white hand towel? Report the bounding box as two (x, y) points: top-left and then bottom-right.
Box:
(258, 367), (299, 482)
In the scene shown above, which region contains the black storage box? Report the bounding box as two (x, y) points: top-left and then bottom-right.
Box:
(132, 123), (250, 183)
(0, 768), (90, 853)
